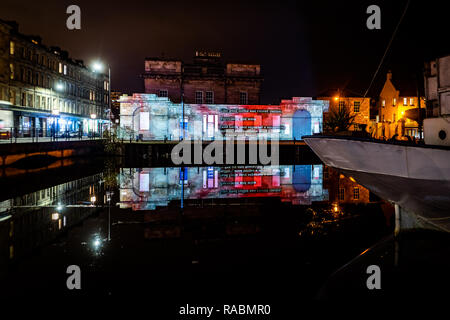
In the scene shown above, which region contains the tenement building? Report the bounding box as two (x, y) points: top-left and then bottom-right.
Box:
(0, 19), (109, 137)
(143, 51), (263, 105)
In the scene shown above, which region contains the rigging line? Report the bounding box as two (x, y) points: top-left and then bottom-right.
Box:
(363, 0), (411, 98)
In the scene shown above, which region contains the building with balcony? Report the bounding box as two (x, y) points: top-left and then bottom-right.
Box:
(0, 19), (109, 138)
(143, 51), (263, 105)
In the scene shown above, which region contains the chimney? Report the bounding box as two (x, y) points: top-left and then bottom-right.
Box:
(387, 70), (393, 81)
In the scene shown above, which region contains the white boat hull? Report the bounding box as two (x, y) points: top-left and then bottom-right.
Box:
(304, 136), (450, 232)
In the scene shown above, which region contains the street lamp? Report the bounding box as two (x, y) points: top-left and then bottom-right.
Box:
(55, 82), (64, 91)
(91, 61), (112, 135)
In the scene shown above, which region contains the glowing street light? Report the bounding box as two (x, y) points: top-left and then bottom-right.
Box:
(55, 82), (64, 91)
(91, 60), (112, 134)
(90, 114), (97, 119)
(92, 61), (103, 73)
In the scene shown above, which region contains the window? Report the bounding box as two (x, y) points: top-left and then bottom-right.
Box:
(338, 101), (345, 111)
(353, 123), (360, 131)
(239, 92), (248, 104)
(339, 188), (345, 201)
(10, 41), (14, 55)
(195, 91), (203, 104)
(393, 98), (397, 106)
(403, 98), (407, 106)
(158, 89), (168, 98)
(353, 101), (360, 113)
(393, 113), (396, 122)
(353, 187), (360, 200)
(382, 99), (386, 107)
(59, 63), (62, 73)
(9, 89), (15, 105)
(206, 91), (214, 104)
(9, 64), (14, 80)
(410, 98), (414, 106)
(63, 65), (67, 75)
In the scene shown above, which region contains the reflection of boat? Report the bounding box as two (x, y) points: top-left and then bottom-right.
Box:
(303, 135), (450, 232)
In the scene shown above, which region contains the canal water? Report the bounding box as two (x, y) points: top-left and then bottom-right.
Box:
(0, 157), (447, 305)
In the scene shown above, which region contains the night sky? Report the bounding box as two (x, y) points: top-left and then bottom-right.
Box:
(1, 0), (448, 103)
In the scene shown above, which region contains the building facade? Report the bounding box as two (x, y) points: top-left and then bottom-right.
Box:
(0, 19), (109, 138)
(119, 94), (328, 141)
(318, 89), (371, 133)
(143, 51), (263, 105)
(375, 71), (425, 139)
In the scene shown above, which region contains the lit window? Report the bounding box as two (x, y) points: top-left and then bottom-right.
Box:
(338, 101), (345, 111)
(382, 99), (385, 107)
(195, 91), (203, 104)
(410, 98), (414, 106)
(158, 89), (168, 98)
(353, 187), (360, 200)
(63, 65), (67, 75)
(59, 63), (62, 73)
(9, 41), (14, 55)
(206, 91), (214, 104)
(353, 101), (360, 113)
(9, 64), (14, 80)
(403, 98), (407, 106)
(239, 92), (248, 104)
(393, 98), (397, 106)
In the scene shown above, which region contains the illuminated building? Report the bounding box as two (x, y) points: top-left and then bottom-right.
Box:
(0, 19), (109, 137)
(317, 89), (372, 133)
(110, 91), (122, 124)
(143, 51), (262, 104)
(119, 94), (328, 141)
(375, 71), (426, 139)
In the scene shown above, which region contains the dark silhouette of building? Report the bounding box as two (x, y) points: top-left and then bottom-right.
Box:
(143, 51), (263, 104)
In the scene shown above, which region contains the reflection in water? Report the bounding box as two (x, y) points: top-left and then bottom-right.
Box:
(118, 165), (329, 210)
(0, 160), (391, 299)
(0, 173), (104, 270)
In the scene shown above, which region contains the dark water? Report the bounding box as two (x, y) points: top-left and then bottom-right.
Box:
(0, 158), (414, 306)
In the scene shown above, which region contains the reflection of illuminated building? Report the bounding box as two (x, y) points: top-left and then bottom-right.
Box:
(323, 166), (371, 204)
(119, 165), (328, 211)
(0, 173), (103, 267)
